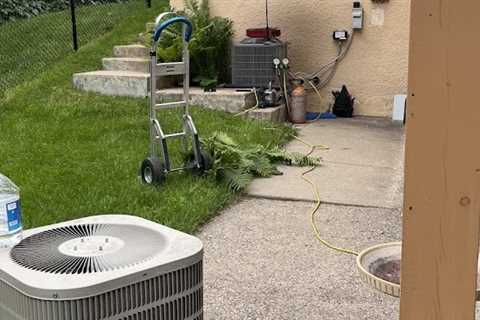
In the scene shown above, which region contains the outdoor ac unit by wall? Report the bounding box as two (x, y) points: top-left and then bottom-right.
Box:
(232, 38), (288, 88)
(0, 215), (203, 320)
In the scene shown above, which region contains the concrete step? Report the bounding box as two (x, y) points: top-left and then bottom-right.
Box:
(72, 71), (287, 122)
(102, 57), (149, 73)
(246, 104), (287, 123)
(73, 70), (149, 98)
(113, 45), (149, 58)
(156, 88), (256, 114)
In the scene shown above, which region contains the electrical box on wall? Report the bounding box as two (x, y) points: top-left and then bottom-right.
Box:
(333, 30), (349, 41)
(352, 1), (364, 30)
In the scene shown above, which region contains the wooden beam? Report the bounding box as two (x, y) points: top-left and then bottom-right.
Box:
(400, 0), (480, 319)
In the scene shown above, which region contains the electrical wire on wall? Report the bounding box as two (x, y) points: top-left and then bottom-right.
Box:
(279, 30), (356, 115)
(282, 68), (291, 118)
(291, 30), (355, 91)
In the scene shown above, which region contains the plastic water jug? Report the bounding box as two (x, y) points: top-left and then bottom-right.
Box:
(0, 173), (23, 248)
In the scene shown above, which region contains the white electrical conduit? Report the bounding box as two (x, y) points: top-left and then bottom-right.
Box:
(283, 70), (291, 117)
(290, 34), (354, 117)
(292, 31), (355, 90)
(293, 64), (339, 93)
(297, 31), (354, 79)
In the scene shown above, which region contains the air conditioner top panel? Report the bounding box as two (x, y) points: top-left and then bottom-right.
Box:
(0, 215), (203, 300)
(238, 37), (284, 46)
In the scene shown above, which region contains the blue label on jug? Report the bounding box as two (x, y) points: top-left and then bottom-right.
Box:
(6, 200), (21, 232)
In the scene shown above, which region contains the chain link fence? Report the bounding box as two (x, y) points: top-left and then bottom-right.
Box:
(0, 0), (152, 96)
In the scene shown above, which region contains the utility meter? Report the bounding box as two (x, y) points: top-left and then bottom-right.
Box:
(352, 1), (364, 30)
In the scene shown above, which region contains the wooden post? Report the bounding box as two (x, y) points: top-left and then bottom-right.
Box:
(400, 0), (480, 319)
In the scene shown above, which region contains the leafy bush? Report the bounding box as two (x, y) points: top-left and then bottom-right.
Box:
(155, 0), (233, 88)
(0, 0), (49, 23)
(0, 0), (126, 24)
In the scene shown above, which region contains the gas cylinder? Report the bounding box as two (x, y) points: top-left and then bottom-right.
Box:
(291, 83), (307, 124)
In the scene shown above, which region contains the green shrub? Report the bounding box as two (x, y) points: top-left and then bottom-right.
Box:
(0, 0), (126, 24)
(155, 0), (233, 88)
(0, 0), (49, 23)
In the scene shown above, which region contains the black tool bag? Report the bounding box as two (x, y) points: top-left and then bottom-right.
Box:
(332, 85), (355, 118)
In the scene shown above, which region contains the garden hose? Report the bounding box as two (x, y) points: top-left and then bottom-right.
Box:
(293, 135), (360, 256)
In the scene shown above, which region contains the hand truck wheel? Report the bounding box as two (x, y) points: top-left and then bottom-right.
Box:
(189, 149), (213, 176)
(140, 157), (166, 186)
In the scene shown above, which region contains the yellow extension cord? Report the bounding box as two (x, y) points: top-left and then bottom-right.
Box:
(293, 135), (360, 256)
(235, 86), (359, 256)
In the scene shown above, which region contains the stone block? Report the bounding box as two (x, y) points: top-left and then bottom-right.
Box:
(73, 71), (149, 98)
(102, 58), (149, 73)
(113, 45), (149, 58)
(156, 88), (256, 113)
(247, 104), (287, 123)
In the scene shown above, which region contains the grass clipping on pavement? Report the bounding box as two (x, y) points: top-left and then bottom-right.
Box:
(203, 132), (321, 192)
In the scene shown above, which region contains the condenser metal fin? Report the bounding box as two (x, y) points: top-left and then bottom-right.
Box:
(11, 223), (164, 274)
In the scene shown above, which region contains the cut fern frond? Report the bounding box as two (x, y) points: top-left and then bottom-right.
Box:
(201, 132), (323, 191)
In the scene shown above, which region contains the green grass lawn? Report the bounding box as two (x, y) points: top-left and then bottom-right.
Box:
(0, 0), (293, 233)
(0, 1), (138, 94)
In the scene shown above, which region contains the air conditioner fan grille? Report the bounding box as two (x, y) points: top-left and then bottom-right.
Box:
(10, 223), (165, 274)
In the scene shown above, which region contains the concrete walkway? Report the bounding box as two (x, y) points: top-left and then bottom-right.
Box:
(198, 118), (406, 319)
(248, 118), (405, 208)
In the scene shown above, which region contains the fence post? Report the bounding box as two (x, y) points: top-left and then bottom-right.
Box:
(146, 0), (152, 8)
(69, 0), (79, 51)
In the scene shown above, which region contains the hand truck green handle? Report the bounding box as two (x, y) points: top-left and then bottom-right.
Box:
(153, 17), (193, 43)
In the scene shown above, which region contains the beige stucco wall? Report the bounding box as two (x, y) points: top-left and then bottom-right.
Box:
(171, 0), (410, 117)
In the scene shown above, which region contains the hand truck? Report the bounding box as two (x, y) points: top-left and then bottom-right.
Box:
(140, 14), (211, 186)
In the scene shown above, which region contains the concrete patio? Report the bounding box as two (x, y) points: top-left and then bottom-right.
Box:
(248, 118), (405, 209)
(197, 118), (406, 319)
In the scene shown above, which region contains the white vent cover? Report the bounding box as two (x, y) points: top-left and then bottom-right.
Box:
(0, 215), (204, 320)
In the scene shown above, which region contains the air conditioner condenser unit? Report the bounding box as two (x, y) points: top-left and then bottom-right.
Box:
(231, 38), (288, 88)
(0, 215), (204, 320)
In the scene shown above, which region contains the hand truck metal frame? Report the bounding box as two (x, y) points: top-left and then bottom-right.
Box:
(140, 14), (211, 186)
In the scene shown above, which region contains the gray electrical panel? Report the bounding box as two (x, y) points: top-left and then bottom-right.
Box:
(232, 38), (287, 88)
